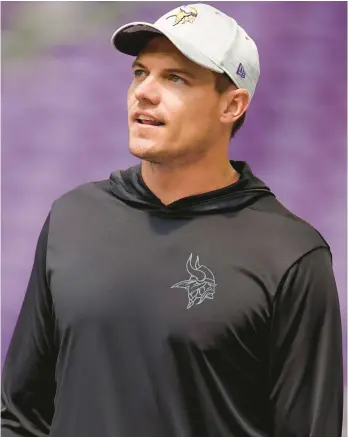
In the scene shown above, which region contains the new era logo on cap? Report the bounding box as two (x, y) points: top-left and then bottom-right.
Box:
(236, 63), (246, 79)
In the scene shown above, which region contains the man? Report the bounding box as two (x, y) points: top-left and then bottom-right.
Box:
(1, 3), (343, 437)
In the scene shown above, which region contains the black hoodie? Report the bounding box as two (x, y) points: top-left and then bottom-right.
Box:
(1, 161), (343, 437)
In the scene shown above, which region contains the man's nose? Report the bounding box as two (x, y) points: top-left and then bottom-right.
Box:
(134, 76), (161, 105)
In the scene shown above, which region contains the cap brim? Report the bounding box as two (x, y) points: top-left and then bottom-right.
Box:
(111, 22), (224, 75)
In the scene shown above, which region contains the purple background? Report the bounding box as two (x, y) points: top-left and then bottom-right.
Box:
(2, 0), (347, 395)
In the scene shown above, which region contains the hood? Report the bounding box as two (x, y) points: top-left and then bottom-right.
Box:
(109, 161), (274, 218)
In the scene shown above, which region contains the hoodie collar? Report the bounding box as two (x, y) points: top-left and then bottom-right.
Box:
(109, 160), (274, 217)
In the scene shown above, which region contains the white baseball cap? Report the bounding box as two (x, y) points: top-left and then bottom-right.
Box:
(111, 3), (260, 102)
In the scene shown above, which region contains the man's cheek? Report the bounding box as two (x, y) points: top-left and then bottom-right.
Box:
(127, 86), (135, 104)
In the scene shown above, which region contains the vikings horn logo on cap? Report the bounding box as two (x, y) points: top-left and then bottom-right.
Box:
(166, 6), (198, 26)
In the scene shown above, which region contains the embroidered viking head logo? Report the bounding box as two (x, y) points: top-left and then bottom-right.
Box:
(171, 254), (217, 309)
(166, 6), (198, 26)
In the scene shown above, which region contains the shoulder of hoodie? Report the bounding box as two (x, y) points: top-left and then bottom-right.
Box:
(245, 194), (331, 256)
(49, 178), (115, 216)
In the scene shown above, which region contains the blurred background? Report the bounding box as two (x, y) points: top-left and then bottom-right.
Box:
(1, 1), (347, 432)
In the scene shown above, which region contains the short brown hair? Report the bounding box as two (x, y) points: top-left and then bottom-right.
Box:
(214, 73), (246, 139)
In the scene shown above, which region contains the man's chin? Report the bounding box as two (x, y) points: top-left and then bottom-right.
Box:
(129, 140), (166, 163)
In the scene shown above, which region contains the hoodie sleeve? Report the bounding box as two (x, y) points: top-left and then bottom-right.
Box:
(269, 247), (343, 437)
(1, 214), (56, 437)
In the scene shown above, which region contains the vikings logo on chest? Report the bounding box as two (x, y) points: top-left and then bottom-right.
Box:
(171, 254), (217, 309)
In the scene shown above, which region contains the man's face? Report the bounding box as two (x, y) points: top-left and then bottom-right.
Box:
(127, 37), (227, 164)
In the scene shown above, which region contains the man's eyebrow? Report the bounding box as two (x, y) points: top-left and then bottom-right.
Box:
(131, 60), (196, 80)
(165, 68), (196, 79)
(132, 60), (146, 70)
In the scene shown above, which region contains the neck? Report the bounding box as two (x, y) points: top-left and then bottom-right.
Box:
(141, 154), (240, 206)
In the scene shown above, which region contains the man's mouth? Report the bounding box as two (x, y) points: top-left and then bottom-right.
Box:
(136, 119), (164, 126)
(134, 114), (165, 126)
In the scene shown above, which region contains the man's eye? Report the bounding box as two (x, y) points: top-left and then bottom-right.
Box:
(169, 75), (185, 84)
(134, 69), (146, 77)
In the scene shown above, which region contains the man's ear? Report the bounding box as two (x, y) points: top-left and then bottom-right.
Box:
(220, 88), (249, 126)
